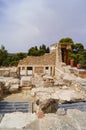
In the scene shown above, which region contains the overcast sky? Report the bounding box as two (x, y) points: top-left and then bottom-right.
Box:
(0, 0), (86, 53)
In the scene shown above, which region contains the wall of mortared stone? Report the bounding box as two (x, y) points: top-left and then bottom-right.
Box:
(35, 67), (44, 73)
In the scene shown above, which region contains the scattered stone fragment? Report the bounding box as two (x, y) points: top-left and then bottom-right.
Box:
(56, 108), (66, 116)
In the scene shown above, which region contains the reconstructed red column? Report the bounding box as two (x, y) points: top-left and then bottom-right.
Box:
(62, 49), (65, 62)
(66, 50), (69, 65)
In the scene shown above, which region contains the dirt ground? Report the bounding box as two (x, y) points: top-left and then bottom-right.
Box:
(3, 90), (34, 102)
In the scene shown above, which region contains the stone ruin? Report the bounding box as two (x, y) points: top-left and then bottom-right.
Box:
(0, 43), (86, 129)
(0, 72), (86, 130)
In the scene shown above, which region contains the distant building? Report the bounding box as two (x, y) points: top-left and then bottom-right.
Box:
(18, 52), (56, 77)
(18, 43), (72, 78)
(50, 43), (57, 52)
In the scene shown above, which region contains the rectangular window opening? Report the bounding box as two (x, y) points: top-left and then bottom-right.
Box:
(45, 67), (49, 70)
(27, 67), (33, 70)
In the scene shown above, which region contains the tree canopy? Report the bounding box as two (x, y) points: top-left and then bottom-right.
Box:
(0, 45), (27, 67)
(28, 44), (50, 56)
(58, 38), (86, 69)
(72, 43), (84, 53)
(69, 43), (86, 68)
(0, 44), (50, 66)
(79, 51), (86, 69)
(0, 45), (8, 66)
(0, 40), (85, 69)
(59, 37), (74, 44)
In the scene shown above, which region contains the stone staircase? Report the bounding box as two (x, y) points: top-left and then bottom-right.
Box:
(0, 101), (32, 114)
(58, 102), (86, 112)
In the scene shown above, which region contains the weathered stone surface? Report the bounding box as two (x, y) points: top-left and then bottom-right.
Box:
(31, 86), (85, 104)
(38, 113), (78, 130)
(39, 109), (86, 130)
(31, 74), (45, 88)
(52, 89), (84, 102)
(20, 76), (31, 87)
(0, 67), (18, 78)
(43, 75), (54, 80)
(31, 87), (54, 101)
(76, 77), (86, 92)
(3, 71), (10, 77)
(10, 67), (19, 78)
(0, 115), (4, 123)
(9, 84), (19, 92)
(0, 63), (86, 130)
(0, 68), (10, 77)
(5, 78), (20, 93)
(0, 109), (86, 130)
(0, 77), (20, 93)
(54, 79), (65, 86)
(30, 74), (55, 88)
(67, 109), (86, 130)
(0, 112), (37, 129)
(56, 108), (66, 115)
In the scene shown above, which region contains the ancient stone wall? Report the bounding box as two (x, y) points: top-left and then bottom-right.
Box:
(35, 67), (44, 73)
(0, 67), (19, 78)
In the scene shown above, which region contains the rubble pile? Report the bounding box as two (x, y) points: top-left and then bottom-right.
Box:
(0, 77), (20, 95)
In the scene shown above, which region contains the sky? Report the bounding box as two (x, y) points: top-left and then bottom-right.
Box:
(0, 0), (86, 53)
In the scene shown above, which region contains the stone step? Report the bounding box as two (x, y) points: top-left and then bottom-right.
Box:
(58, 102), (86, 112)
(0, 101), (32, 114)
